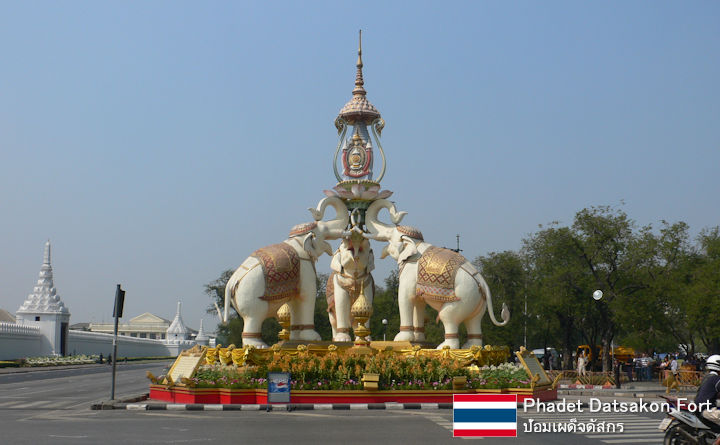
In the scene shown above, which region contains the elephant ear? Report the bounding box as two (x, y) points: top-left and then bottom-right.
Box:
(330, 246), (342, 273)
(302, 233), (317, 259)
(398, 236), (419, 264)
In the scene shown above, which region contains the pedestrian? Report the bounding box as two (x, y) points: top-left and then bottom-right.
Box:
(577, 351), (587, 377)
(626, 357), (634, 382)
(671, 355), (679, 381)
(638, 353), (651, 381)
(614, 359), (621, 389)
(634, 356), (642, 381)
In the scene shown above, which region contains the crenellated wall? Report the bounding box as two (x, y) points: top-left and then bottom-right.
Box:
(67, 330), (194, 358)
(0, 322), (44, 360)
(0, 324), (195, 360)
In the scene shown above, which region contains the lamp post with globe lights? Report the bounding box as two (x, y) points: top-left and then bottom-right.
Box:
(592, 290), (615, 369)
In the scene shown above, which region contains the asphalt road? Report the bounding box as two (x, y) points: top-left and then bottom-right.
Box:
(0, 363), (669, 445)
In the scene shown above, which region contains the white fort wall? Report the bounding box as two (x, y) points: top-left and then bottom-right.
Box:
(0, 322), (44, 360)
(0, 324), (195, 360)
(68, 330), (194, 358)
(3, 242), (200, 360)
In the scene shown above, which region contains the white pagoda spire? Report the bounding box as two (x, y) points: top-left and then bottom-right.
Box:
(166, 301), (189, 341)
(195, 318), (209, 346)
(17, 240), (69, 315)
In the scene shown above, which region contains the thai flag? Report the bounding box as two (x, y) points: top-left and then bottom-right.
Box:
(453, 394), (518, 437)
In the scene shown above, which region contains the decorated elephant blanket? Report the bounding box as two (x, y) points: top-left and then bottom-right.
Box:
(416, 246), (463, 303)
(251, 243), (300, 301)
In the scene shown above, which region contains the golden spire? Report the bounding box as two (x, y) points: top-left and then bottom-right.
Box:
(353, 30), (366, 96)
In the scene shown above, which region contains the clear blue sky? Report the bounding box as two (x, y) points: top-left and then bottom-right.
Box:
(1, 2), (718, 332)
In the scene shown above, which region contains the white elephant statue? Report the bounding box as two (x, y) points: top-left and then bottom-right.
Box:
(223, 197), (348, 348)
(365, 199), (510, 349)
(326, 229), (375, 342)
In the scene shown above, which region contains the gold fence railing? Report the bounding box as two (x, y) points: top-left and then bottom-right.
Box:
(548, 369), (703, 389)
(547, 370), (618, 386)
(659, 370), (703, 388)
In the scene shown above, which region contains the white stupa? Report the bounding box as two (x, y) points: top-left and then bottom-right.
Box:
(166, 302), (189, 342)
(15, 241), (71, 355)
(195, 319), (209, 346)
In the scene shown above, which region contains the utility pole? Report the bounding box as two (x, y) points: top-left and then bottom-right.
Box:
(446, 234), (463, 253)
(110, 284), (125, 401)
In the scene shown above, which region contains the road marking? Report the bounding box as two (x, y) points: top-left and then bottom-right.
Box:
(601, 439), (663, 443)
(283, 412), (341, 418)
(589, 432), (663, 438)
(12, 400), (50, 409)
(0, 401), (27, 408)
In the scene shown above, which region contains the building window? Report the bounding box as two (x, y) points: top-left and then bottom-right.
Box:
(139, 333), (146, 339)
(161, 334), (165, 339)
(149, 334), (156, 339)
(131, 333), (137, 337)
(35, 316), (40, 321)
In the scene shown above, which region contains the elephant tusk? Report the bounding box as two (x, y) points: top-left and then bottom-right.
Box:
(214, 302), (225, 324)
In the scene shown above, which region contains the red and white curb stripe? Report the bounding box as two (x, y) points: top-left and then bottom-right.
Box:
(107, 402), (453, 411)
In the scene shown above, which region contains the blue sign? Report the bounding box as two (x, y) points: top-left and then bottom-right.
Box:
(267, 372), (291, 404)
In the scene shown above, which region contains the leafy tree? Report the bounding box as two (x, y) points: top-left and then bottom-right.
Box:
(473, 251), (528, 352)
(522, 224), (589, 369)
(313, 273), (332, 341)
(689, 227), (720, 352)
(369, 270), (401, 341)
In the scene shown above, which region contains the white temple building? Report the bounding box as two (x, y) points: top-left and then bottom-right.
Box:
(0, 241), (211, 360)
(88, 311), (198, 340)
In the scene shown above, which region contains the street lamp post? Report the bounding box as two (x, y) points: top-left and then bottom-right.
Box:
(382, 319), (388, 341)
(592, 290), (614, 369)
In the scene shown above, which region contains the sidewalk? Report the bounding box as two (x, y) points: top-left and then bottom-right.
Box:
(557, 380), (696, 399)
(0, 363), (108, 374)
(0, 360), (171, 375)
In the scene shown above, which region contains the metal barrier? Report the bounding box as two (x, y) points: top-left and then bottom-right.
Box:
(659, 370), (702, 389)
(549, 370), (619, 386)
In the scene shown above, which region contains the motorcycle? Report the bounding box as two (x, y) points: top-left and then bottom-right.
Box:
(660, 395), (720, 444)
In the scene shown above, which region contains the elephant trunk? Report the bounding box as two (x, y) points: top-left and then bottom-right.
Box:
(479, 275), (510, 327)
(365, 199), (407, 241)
(309, 196), (349, 240)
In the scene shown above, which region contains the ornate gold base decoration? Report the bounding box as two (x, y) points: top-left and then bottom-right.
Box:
(350, 285), (372, 349)
(362, 373), (380, 390)
(276, 303), (291, 341)
(203, 342), (510, 368)
(452, 376), (468, 390)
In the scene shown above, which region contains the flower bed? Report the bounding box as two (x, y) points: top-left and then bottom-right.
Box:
(189, 354), (531, 391)
(23, 355), (99, 366)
